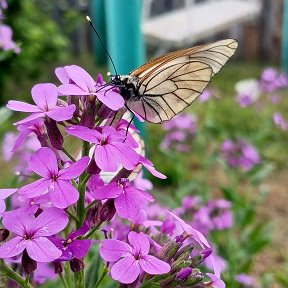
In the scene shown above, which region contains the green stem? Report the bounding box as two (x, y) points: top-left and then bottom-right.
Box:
(0, 260), (33, 288)
(66, 209), (79, 222)
(62, 148), (76, 162)
(82, 222), (102, 239)
(59, 272), (69, 288)
(94, 267), (109, 288)
(74, 270), (84, 288)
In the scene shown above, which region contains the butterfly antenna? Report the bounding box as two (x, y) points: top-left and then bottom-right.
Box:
(86, 16), (118, 76)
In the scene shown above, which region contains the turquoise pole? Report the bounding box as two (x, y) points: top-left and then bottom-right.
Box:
(91, 0), (107, 65)
(282, 0), (288, 73)
(104, 0), (146, 136)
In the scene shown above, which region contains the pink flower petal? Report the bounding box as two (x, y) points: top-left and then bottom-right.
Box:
(128, 231), (150, 255)
(14, 112), (45, 126)
(58, 84), (90, 96)
(112, 143), (139, 170)
(49, 179), (79, 208)
(0, 188), (18, 200)
(31, 83), (58, 110)
(2, 212), (32, 235)
(6, 101), (41, 112)
(140, 255), (170, 275)
(0, 237), (26, 258)
(29, 147), (58, 177)
(126, 186), (155, 202)
(66, 125), (100, 143)
(58, 156), (89, 179)
(100, 239), (132, 262)
(96, 89), (124, 111)
(45, 105), (76, 121)
(32, 208), (68, 237)
(91, 182), (121, 200)
(19, 178), (52, 198)
(0, 200), (6, 215)
(55, 67), (70, 84)
(115, 189), (142, 219)
(94, 145), (119, 172)
(65, 65), (95, 92)
(26, 237), (62, 262)
(206, 273), (226, 288)
(69, 239), (91, 259)
(111, 256), (140, 284)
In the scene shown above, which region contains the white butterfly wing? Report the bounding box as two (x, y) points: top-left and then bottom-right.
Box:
(127, 39), (238, 123)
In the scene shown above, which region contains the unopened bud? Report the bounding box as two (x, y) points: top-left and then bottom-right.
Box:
(86, 201), (102, 227)
(190, 249), (212, 267)
(0, 229), (9, 242)
(176, 267), (193, 280)
(80, 98), (96, 128)
(21, 249), (37, 275)
(99, 199), (116, 221)
(171, 260), (193, 273)
(174, 243), (194, 261)
(53, 262), (63, 274)
(87, 158), (101, 175)
(183, 270), (204, 286)
(158, 240), (183, 262)
(161, 219), (176, 235)
(45, 118), (63, 150)
(70, 258), (85, 272)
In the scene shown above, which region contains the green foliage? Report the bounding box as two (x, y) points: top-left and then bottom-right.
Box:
(0, 0), (69, 104)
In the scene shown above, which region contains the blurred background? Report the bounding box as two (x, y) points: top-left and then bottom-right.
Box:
(1, 0), (288, 287)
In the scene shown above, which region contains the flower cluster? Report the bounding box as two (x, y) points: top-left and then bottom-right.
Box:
(160, 113), (197, 152)
(221, 139), (261, 171)
(0, 0), (20, 54)
(0, 64), (225, 287)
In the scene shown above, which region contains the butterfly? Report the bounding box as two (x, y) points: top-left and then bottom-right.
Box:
(111, 39), (238, 123)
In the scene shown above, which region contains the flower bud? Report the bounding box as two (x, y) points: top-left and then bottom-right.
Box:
(87, 158), (101, 175)
(0, 229), (9, 242)
(45, 118), (63, 150)
(171, 260), (193, 273)
(176, 267), (193, 280)
(86, 201), (102, 227)
(80, 98), (96, 128)
(174, 243), (194, 261)
(161, 219), (176, 235)
(21, 249), (37, 275)
(99, 199), (116, 221)
(158, 240), (183, 262)
(190, 249), (212, 267)
(53, 262), (63, 274)
(70, 258), (85, 272)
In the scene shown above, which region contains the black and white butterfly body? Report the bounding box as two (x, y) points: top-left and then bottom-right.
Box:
(110, 39), (238, 123)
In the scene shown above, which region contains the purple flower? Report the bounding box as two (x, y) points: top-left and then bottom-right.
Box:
(273, 112), (288, 130)
(206, 273), (225, 288)
(12, 119), (45, 152)
(56, 65), (124, 111)
(92, 178), (154, 219)
(19, 147), (89, 208)
(167, 211), (210, 249)
(0, 24), (20, 53)
(199, 89), (213, 102)
(66, 125), (139, 172)
(49, 224), (91, 261)
(235, 79), (260, 107)
(7, 83), (76, 125)
(236, 274), (257, 287)
(34, 262), (57, 284)
(100, 231), (170, 284)
(0, 189), (17, 216)
(0, 208), (68, 262)
(221, 139), (261, 171)
(260, 67), (288, 92)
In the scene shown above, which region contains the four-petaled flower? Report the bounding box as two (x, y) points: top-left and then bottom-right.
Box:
(7, 83), (76, 125)
(56, 65), (124, 111)
(66, 125), (139, 172)
(0, 208), (68, 262)
(19, 147), (89, 208)
(100, 231), (170, 284)
(91, 178), (155, 219)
